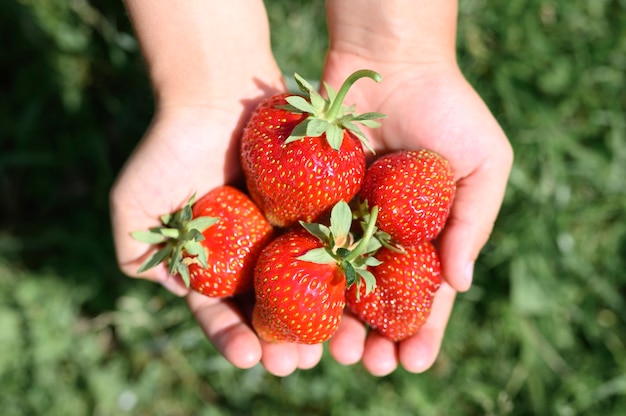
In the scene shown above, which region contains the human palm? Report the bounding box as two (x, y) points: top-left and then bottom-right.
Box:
(110, 80), (326, 376)
(111, 52), (512, 377)
(322, 56), (513, 375)
(112, 105), (257, 289)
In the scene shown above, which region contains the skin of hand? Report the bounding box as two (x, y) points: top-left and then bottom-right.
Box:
(112, 0), (513, 378)
(110, 0), (324, 377)
(323, 0), (514, 376)
(111, 104), (325, 377)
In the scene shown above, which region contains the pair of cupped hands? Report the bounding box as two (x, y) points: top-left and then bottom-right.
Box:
(110, 50), (512, 377)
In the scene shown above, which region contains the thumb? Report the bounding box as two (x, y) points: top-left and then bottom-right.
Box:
(109, 175), (191, 297)
(437, 149), (513, 292)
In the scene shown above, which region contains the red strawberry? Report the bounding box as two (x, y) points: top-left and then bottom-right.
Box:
(252, 229), (346, 344)
(346, 241), (442, 342)
(252, 201), (380, 344)
(132, 186), (274, 297)
(241, 70), (385, 228)
(360, 149), (456, 246)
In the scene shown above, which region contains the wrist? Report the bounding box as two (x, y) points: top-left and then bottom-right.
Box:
(151, 60), (284, 112)
(124, 0), (283, 107)
(326, 0), (458, 65)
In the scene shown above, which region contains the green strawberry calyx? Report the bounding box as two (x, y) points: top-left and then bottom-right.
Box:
(297, 200), (382, 296)
(130, 194), (219, 287)
(280, 69), (386, 152)
(353, 198), (406, 254)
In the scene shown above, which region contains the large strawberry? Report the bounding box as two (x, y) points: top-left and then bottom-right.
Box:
(240, 70), (385, 228)
(132, 186), (274, 297)
(252, 201), (380, 344)
(345, 241), (442, 342)
(360, 149), (456, 247)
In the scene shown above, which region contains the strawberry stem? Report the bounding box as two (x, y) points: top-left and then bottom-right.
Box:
(344, 205), (379, 263)
(325, 69), (382, 122)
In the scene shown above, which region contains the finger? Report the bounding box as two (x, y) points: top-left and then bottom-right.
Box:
(362, 332), (399, 376)
(159, 273), (191, 297)
(296, 343), (324, 370)
(109, 170), (187, 286)
(259, 341), (324, 376)
(110, 194), (164, 283)
(118, 242), (190, 296)
(399, 282), (456, 373)
(439, 145), (512, 292)
(328, 311), (367, 365)
(186, 291), (262, 369)
(259, 341), (301, 377)
(109, 116), (214, 286)
(115, 235), (190, 296)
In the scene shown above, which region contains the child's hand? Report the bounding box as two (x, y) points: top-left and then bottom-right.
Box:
(110, 88), (324, 377)
(322, 55), (513, 376)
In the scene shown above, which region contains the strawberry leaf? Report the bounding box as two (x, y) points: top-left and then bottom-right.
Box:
(309, 90), (328, 113)
(364, 256), (383, 267)
(352, 254), (382, 269)
(297, 247), (336, 264)
(356, 268), (377, 296)
(356, 119), (382, 129)
(353, 112), (387, 122)
(300, 221), (332, 243)
(374, 230), (406, 253)
(343, 261), (357, 287)
(307, 118), (330, 137)
(187, 229), (205, 242)
(342, 120), (362, 133)
(169, 244), (183, 276)
(188, 216), (219, 232)
(323, 81), (337, 102)
(294, 72), (316, 94)
(285, 95), (317, 114)
(183, 241), (208, 268)
(284, 119), (310, 144)
(325, 124), (344, 150)
(275, 103), (300, 113)
(137, 245), (172, 273)
(131, 230), (167, 244)
(160, 228), (180, 239)
(180, 203), (193, 223)
(160, 213), (172, 225)
(176, 262), (191, 287)
(336, 247), (351, 260)
(329, 200), (353, 244)
(364, 236), (383, 254)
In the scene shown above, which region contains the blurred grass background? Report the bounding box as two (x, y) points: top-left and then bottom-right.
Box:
(1, 0), (625, 415)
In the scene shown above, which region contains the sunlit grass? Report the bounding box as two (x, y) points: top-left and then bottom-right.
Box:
(1, 0), (625, 414)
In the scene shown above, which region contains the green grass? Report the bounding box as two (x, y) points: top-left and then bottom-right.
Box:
(1, 0), (626, 415)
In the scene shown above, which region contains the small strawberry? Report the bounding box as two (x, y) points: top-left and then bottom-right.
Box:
(346, 241), (442, 342)
(132, 186), (274, 297)
(241, 70), (385, 228)
(252, 201), (381, 344)
(360, 149), (456, 246)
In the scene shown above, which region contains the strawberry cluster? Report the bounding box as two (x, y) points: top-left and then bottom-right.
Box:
(133, 70), (456, 345)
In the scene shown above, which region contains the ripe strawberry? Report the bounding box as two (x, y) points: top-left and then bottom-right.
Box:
(346, 241), (442, 342)
(132, 186), (274, 297)
(252, 229), (346, 344)
(360, 149), (456, 246)
(241, 70), (385, 228)
(252, 201), (380, 344)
